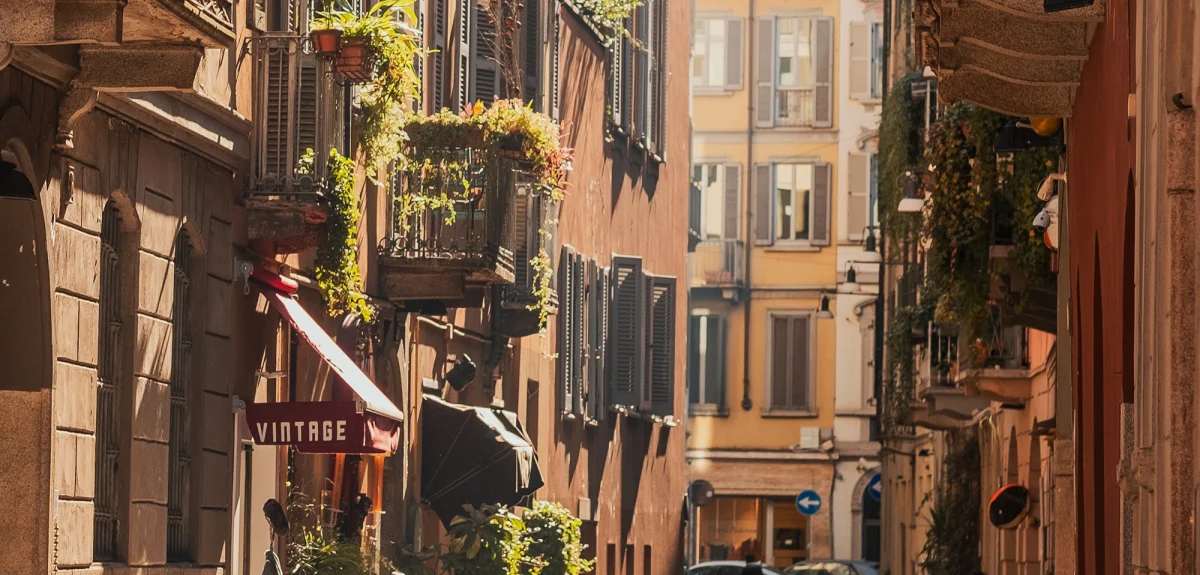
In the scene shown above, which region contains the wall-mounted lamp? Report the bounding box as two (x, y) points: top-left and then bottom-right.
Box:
(859, 232), (882, 264)
(816, 295), (834, 320)
(843, 266), (860, 294)
(445, 354), (477, 391)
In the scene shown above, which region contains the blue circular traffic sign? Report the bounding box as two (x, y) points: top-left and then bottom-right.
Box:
(795, 489), (823, 516)
(867, 472), (882, 502)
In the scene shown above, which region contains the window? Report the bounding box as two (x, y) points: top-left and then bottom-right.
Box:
(608, 256), (644, 409)
(692, 164), (742, 240)
(692, 17), (743, 90)
(871, 22), (883, 100)
(767, 312), (814, 412)
(94, 202), (123, 561)
(644, 274), (676, 416)
(609, 0), (667, 156)
(688, 312), (726, 411)
(558, 246), (585, 417)
(847, 153), (877, 241)
(850, 21), (883, 101)
(586, 261), (610, 422)
(753, 162), (831, 247)
(755, 16), (832, 128)
(167, 231), (194, 562)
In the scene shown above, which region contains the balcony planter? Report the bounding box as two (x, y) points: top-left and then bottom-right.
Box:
(335, 38), (375, 83)
(497, 133), (526, 153)
(310, 28), (342, 56)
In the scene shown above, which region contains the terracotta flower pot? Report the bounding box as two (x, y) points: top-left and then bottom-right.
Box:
(310, 28), (342, 56)
(335, 39), (375, 83)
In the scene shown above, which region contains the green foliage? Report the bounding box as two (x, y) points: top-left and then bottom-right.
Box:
(315, 148), (375, 322)
(998, 146), (1058, 311)
(313, 0), (424, 171)
(442, 506), (531, 575)
(567, 0), (641, 43)
(523, 501), (595, 575)
(289, 528), (372, 575)
(919, 430), (982, 575)
(878, 74), (923, 245)
(884, 302), (931, 427)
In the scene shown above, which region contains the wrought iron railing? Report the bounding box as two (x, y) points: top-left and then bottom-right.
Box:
(689, 239), (744, 288)
(980, 309), (1030, 370)
(776, 88), (816, 127)
(186, 0), (234, 30)
(926, 324), (958, 387)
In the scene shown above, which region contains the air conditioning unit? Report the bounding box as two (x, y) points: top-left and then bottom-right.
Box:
(799, 427), (820, 450)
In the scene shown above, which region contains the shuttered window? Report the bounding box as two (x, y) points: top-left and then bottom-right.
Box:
(692, 17), (744, 91)
(647, 0), (667, 154)
(608, 255), (645, 408)
(94, 202), (123, 561)
(693, 163), (741, 240)
(522, 0), (542, 110)
(456, 0), (470, 110)
(470, 0), (500, 103)
(586, 262), (610, 421)
(849, 21), (871, 101)
(558, 246), (578, 415)
(768, 313), (814, 412)
(167, 231), (195, 562)
(633, 2), (650, 143)
(757, 16), (834, 128)
(432, 0), (448, 111)
(645, 275), (676, 416)
(847, 153), (871, 241)
(550, 1), (561, 120)
(753, 162), (831, 246)
(607, 16), (634, 133)
(687, 313), (725, 411)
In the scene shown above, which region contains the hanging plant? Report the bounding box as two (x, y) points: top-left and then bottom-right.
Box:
(314, 148), (375, 322)
(997, 145), (1058, 312)
(878, 73), (923, 246)
(566, 0), (642, 43)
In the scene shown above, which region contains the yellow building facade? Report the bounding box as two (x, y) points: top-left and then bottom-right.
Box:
(687, 0), (884, 569)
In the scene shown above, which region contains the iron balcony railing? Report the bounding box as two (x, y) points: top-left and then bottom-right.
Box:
(776, 88), (816, 127)
(926, 324), (958, 388)
(186, 0), (234, 30)
(689, 239), (745, 288)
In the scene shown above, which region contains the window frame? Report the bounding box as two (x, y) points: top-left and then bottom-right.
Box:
(764, 310), (817, 415)
(771, 162), (818, 245)
(692, 15), (739, 92)
(773, 15), (816, 126)
(688, 310), (726, 414)
(693, 163), (727, 240)
(870, 21), (883, 101)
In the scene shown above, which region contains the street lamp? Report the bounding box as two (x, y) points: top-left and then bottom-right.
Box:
(817, 295), (834, 319)
(844, 266), (861, 294)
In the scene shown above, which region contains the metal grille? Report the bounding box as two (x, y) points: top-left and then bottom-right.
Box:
(167, 233), (193, 562)
(94, 203), (123, 561)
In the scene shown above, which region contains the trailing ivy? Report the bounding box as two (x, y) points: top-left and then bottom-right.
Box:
(884, 302), (932, 427)
(878, 73), (923, 246)
(315, 148), (375, 322)
(919, 429), (982, 574)
(998, 146), (1058, 312)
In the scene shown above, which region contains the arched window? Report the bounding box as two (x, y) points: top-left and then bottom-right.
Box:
(94, 201), (124, 561)
(861, 485), (880, 561)
(167, 230), (194, 562)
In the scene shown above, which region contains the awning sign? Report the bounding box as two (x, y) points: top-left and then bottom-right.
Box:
(246, 400), (399, 454)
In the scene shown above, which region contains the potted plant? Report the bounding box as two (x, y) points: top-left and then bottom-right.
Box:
(312, 0), (409, 83)
(334, 36), (375, 82)
(310, 27), (342, 56)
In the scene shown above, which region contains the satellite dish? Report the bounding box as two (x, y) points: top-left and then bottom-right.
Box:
(988, 484), (1031, 529)
(689, 480), (715, 507)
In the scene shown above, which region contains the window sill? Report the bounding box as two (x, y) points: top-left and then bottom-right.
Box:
(762, 243), (822, 253)
(761, 409), (818, 418)
(757, 125), (838, 133)
(689, 405), (730, 417)
(693, 88), (739, 96)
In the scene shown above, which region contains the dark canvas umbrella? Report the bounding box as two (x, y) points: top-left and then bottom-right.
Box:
(421, 394), (544, 527)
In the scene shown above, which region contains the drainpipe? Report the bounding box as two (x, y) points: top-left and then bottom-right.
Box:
(741, 0), (757, 411)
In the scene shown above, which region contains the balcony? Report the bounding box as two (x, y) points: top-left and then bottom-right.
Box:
(959, 321), (1034, 404)
(379, 153), (533, 307)
(776, 88), (816, 127)
(913, 324), (989, 429)
(989, 245), (1056, 333)
(689, 239), (744, 296)
(913, 0), (1105, 117)
(245, 33), (343, 255)
(123, 0), (236, 46)
(4, 0), (235, 46)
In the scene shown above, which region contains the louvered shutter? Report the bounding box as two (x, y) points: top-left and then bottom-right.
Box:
(295, 55), (319, 157)
(471, 1), (499, 103)
(510, 181), (539, 294)
(456, 0), (470, 110)
(755, 18), (775, 127)
(619, 18), (634, 133)
(558, 245), (576, 414)
(432, 0), (447, 111)
(647, 275), (676, 416)
(607, 46), (621, 127)
(725, 19), (744, 91)
(609, 255), (644, 409)
(551, 1), (561, 120)
(571, 251), (586, 415)
(753, 164), (773, 245)
(634, 2), (650, 143)
(723, 164), (741, 240)
(261, 35), (294, 183)
(523, 0), (541, 109)
(650, 0), (667, 153)
(813, 17), (834, 128)
(789, 316), (812, 410)
(847, 153), (870, 241)
(849, 22), (871, 101)
(769, 316), (789, 409)
(687, 315), (701, 407)
(810, 163), (832, 246)
(705, 316), (726, 406)
(589, 265), (610, 421)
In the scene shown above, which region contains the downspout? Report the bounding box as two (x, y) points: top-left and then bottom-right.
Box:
(741, 0), (757, 411)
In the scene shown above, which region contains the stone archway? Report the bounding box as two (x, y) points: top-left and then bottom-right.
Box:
(0, 158), (53, 574)
(850, 468), (882, 561)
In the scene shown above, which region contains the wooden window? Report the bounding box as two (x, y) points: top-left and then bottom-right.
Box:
(847, 153), (871, 241)
(767, 312), (815, 412)
(692, 17), (744, 91)
(431, 0), (448, 111)
(753, 162), (831, 246)
(557, 246), (585, 417)
(607, 255), (645, 409)
(167, 231), (194, 562)
(550, 1), (561, 120)
(693, 163), (741, 240)
(607, 15), (634, 133)
(755, 16), (833, 128)
(523, 0), (542, 110)
(456, 0), (470, 110)
(586, 261), (610, 421)
(688, 312), (726, 411)
(470, 0), (500, 102)
(93, 202), (123, 561)
(645, 274), (676, 416)
(849, 21), (871, 101)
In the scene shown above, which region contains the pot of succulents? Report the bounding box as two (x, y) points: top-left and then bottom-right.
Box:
(309, 27), (342, 56)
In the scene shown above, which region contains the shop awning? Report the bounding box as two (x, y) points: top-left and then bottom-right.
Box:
(245, 270), (402, 454)
(421, 394), (544, 526)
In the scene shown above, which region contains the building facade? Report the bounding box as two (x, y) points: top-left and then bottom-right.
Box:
(0, 0), (689, 573)
(686, 0), (883, 568)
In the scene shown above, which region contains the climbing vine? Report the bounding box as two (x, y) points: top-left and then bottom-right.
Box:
(567, 0), (641, 43)
(314, 148), (375, 322)
(878, 73), (923, 246)
(997, 145), (1058, 312)
(919, 429), (982, 575)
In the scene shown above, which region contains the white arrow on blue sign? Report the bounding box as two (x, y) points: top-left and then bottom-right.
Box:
(795, 489), (823, 516)
(867, 472), (882, 502)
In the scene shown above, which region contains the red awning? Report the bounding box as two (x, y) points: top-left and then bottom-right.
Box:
(245, 270), (404, 454)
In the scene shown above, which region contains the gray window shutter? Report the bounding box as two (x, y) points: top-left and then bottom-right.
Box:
(769, 316), (789, 409)
(847, 153), (870, 241)
(523, 0), (541, 110)
(723, 164), (742, 240)
(634, 2), (650, 143)
(471, 1), (499, 103)
(589, 265), (610, 421)
(725, 19), (744, 91)
(755, 18), (775, 127)
(705, 316), (726, 406)
(456, 0), (470, 111)
(432, 0), (447, 111)
(651, 0), (667, 153)
(813, 17), (834, 128)
(551, 1), (561, 120)
(609, 255), (645, 409)
(753, 164), (773, 245)
(619, 18), (634, 133)
(571, 251), (586, 416)
(262, 35), (294, 182)
(687, 315), (701, 407)
(413, 0), (427, 113)
(689, 172), (702, 248)
(811, 163), (832, 246)
(789, 316), (812, 409)
(558, 245), (576, 414)
(849, 22), (871, 101)
(647, 275), (676, 416)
